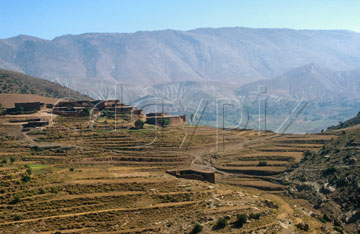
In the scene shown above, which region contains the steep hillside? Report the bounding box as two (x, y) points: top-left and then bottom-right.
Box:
(0, 69), (90, 100)
(1, 28), (360, 96)
(280, 116), (360, 233)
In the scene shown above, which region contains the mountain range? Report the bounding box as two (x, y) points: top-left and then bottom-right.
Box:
(1, 27), (360, 99)
(1, 27), (360, 132)
(236, 64), (360, 101)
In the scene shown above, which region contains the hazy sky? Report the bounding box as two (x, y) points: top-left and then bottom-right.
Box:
(1, 0), (360, 39)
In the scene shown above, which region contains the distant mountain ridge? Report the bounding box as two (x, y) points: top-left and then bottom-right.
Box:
(1, 27), (360, 98)
(235, 64), (360, 101)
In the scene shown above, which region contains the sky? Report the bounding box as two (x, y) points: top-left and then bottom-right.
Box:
(1, 0), (360, 39)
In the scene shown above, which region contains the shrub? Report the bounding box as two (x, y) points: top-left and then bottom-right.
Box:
(26, 168), (32, 175)
(296, 222), (309, 231)
(317, 217), (327, 223)
(323, 167), (337, 176)
(1, 159), (7, 164)
(69, 167), (74, 172)
(323, 214), (331, 222)
(159, 118), (169, 127)
(39, 188), (46, 194)
(83, 107), (90, 116)
(134, 119), (144, 129)
(214, 217), (227, 229)
(248, 213), (261, 220)
(50, 187), (58, 193)
(257, 161), (267, 167)
(13, 215), (22, 221)
(21, 175), (31, 182)
(334, 226), (344, 234)
(9, 196), (21, 204)
(234, 214), (247, 228)
(190, 223), (203, 234)
(10, 157), (16, 164)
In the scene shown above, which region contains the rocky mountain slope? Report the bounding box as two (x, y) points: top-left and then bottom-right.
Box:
(280, 114), (360, 233)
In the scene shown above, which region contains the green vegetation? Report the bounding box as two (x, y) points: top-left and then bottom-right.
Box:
(0, 69), (90, 99)
(334, 226), (344, 234)
(26, 168), (32, 175)
(257, 161), (267, 167)
(26, 164), (49, 170)
(248, 213), (261, 220)
(13, 215), (22, 221)
(317, 217), (327, 223)
(323, 167), (337, 176)
(323, 214), (331, 222)
(214, 217), (227, 229)
(296, 222), (309, 231)
(21, 175), (31, 182)
(134, 119), (145, 129)
(83, 107), (90, 116)
(234, 214), (247, 228)
(159, 118), (169, 127)
(10, 156), (16, 164)
(190, 223), (203, 234)
(9, 196), (21, 204)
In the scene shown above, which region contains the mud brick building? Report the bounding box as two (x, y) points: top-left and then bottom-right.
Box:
(6, 102), (46, 114)
(53, 100), (145, 120)
(145, 113), (187, 126)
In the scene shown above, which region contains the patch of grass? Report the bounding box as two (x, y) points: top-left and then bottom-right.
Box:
(26, 164), (49, 170)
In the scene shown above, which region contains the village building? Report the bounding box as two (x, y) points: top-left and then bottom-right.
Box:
(6, 102), (46, 114)
(145, 112), (187, 126)
(52, 100), (145, 120)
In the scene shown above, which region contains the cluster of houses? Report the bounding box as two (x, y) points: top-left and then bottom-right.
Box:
(4, 100), (187, 127)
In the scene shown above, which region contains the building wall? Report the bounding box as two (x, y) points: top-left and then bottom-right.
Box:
(146, 115), (186, 126)
(15, 102), (41, 111)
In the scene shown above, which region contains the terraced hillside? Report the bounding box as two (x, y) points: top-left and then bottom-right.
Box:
(191, 129), (336, 193)
(0, 115), (334, 233)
